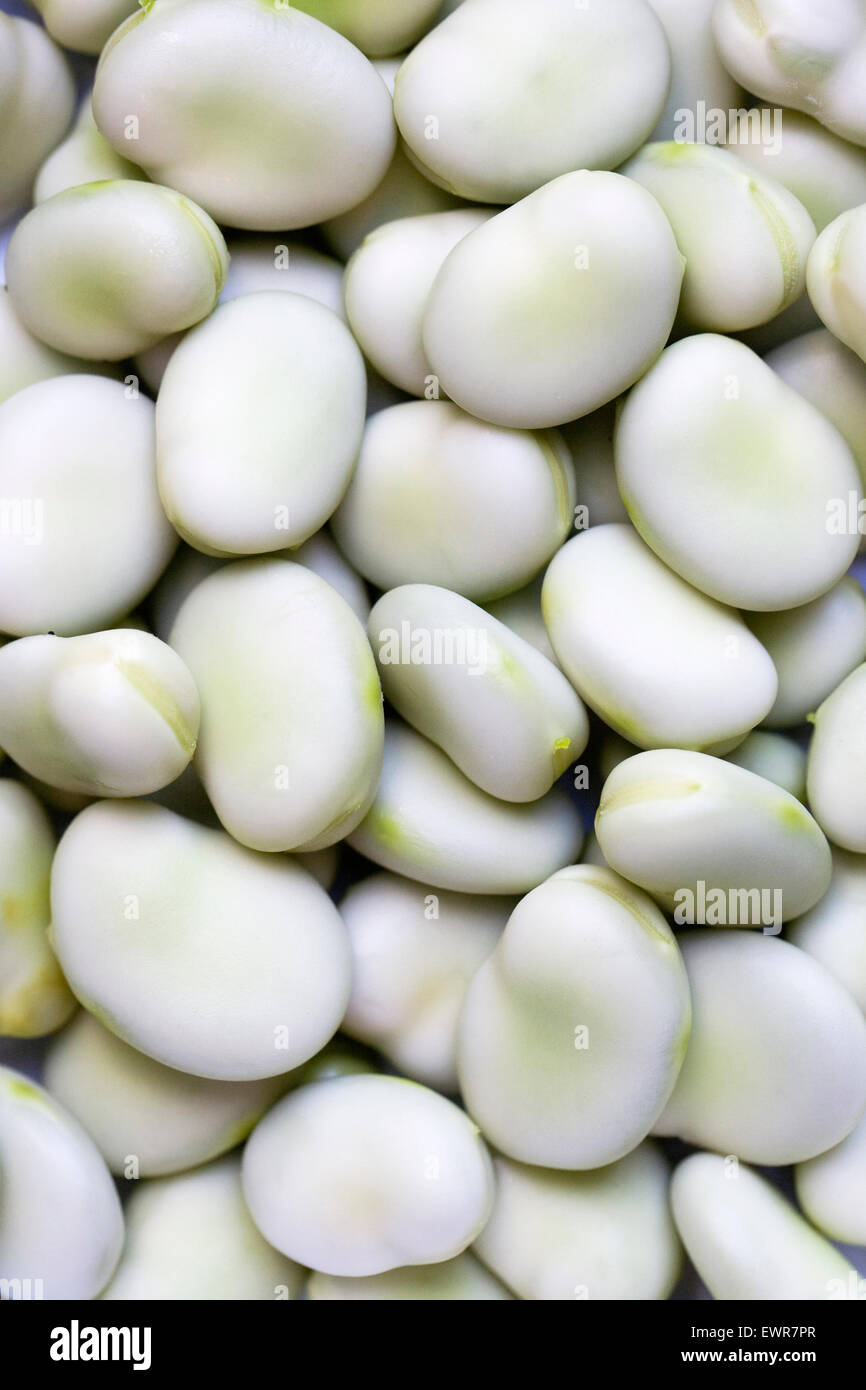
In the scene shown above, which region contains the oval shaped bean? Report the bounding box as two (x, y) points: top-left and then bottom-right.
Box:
(169, 560), (383, 852)
(474, 1144), (681, 1301)
(0, 376), (176, 637)
(542, 526), (778, 750)
(344, 210), (492, 396)
(748, 579), (866, 728)
(290, 0), (441, 57)
(395, 0), (670, 203)
(50, 800), (351, 1080)
(725, 730), (807, 800)
(767, 330), (866, 496)
(795, 1110), (866, 1246)
(788, 848), (866, 1014)
(0, 630), (199, 798)
(157, 294), (365, 556)
(349, 721), (583, 894)
(0, 14), (74, 222)
(308, 1252), (510, 1301)
(807, 204), (866, 365)
(672, 1151), (857, 1301)
(369, 585), (588, 801)
(45, 1011), (289, 1178)
(341, 871), (511, 1089)
(333, 401), (576, 601)
(422, 171), (684, 428)
(807, 664), (866, 850)
(6, 181), (228, 362)
(92, 0), (395, 230)
(35, 99), (145, 203)
(615, 334), (861, 610)
(242, 1074), (495, 1276)
(457, 865), (691, 1169)
(713, 0), (866, 146)
(621, 143), (815, 331)
(31, 0), (138, 56)
(101, 1157), (304, 1301)
(0, 781), (74, 1039)
(656, 932), (866, 1163)
(0, 1067), (123, 1300)
(596, 749), (831, 922)
(727, 108), (866, 232)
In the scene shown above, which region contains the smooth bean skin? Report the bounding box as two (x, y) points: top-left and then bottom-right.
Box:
(646, 0), (745, 142)
(394, 0), (670, 203)
(308, 1252), (511, 1300)
(169, 560), (383, 853)
(795, 1110), (866, 1246)
(101, 1157), (304, 1301)
(656, 932), (866, 1164)
(807, 205), (866, 365)
(0, 1068), (124, 1300)
(807, 664), (866, 851)
(725, 730), (807, 800)
(35, 99), (146, 204)
(0, 782), (75, 1039)
(713, 0), (866, 147)
(474, 1144), (681, 1301)
(0, 376), (176, 638)
(242, 1075), (495, 1277)
(369, 585), (588, 801)
(421, 171), (684, 429)
(92, 0), (396, 230)
(788, 848), (866, 1014)
(615, 334), (861, 611)
(6, 181), (228, 362)
(30, 0), (138, 56)
(767, 330), (866, 497)
(151, 533), (369, 642)
(542, 526), (778, 750)
(0, 630), (199, 798)
(333, 401), (576, 601)
(671, 1152), (857, 1301)
(340, 871), (511, 1090)
(50, 800), (352, 1081)
(596, 749), (831, 922)
(457, 865), (691, 1170)
(348, 721), (583, 894)
(157, 294), (365, 556)
(290, 0), (441, 57)
(344, 209), (492, 396)
(44, 1012), (289, 1178)
(621, 143), (815, 331)
(136, 236), (348, 393)
(0, 14), (75, 222)
(746, 580), (866, 728)
(727, 108), (866, 232)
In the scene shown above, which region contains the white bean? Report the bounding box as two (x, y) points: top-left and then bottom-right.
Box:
(242, 1074), (495, 1276)
(50, 800), (352, 1080)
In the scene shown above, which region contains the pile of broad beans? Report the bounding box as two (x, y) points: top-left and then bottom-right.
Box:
(2, 0), (866, 1303)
